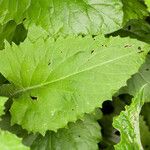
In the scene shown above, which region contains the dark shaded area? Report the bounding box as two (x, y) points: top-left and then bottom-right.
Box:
(0, 20), (28, 50)
(12, 23), (28, 45)
(98, 94), (133, 149)
(106, 19), (150, 44)
(101, 100), (114, 115)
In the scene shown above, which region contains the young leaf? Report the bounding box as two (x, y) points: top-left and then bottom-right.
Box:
(0, 26), (148, 134)
(113, 88), (145, 150)
(25, 113), (102, 150)
(0, 0), (124, 35)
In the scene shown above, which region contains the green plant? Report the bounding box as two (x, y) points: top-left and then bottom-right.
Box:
(0, 0), (150, 149)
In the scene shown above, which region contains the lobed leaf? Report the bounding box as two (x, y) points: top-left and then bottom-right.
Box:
(0, 26), (148, 134)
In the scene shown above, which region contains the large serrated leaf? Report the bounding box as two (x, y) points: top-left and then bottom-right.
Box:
(0, 26), (148, 134)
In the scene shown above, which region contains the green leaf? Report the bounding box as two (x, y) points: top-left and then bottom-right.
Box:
(121, 54), (150, 102)
(145, 0), (150, 11)
(0, 0), (124, 35)
(107, 19), (150, 44)
(0, 129), (29, 150)
(0, 26), (148, 134)
(24, 113), (102, 150)
(113, 88), (145, 150)
(141, 102), (150, 130)
(0, 21), (17, 50)
(0, 20), (27, 50)
(140, 116), (150, 150)
(121, 0), (148, 24)
(0, 97), (7, 117)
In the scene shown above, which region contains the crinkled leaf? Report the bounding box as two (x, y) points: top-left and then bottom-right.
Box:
(0, 0), (124, 35)
(24, 113), (102, 150)
(0, 129), (29, 150)
(113, 88), (145, 150)
(0, 26), (148, 134)
(121, 0), (148, 24)
(140, 116), (150, 150)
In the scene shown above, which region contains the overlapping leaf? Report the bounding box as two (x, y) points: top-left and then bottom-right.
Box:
(0, 130), (29, 150)
(0, 21), (27, 50)
(140, 116), (150, 150)
(25, 112), (102, 150)
(121, 0), (148, 24)
(113, 88), (145, 150)
(0, 97), (29, 150)
(121, 54), (150, 102)
(108, 19), (150, 44)
(0, 0), (124, 35)
(0, 26), (148, 134)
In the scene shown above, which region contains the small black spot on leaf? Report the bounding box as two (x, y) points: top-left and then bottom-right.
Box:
(138, 46), (141, 50)
(30, 95), (37, 101)
(91, 50), (94, 54)
(124, 45), (132, 48)
(138, 50), (144, 53)
(23, 18), (26, 21)
(146, 68), (149, 71)
(92, 35), (96, 38)
(48, 60), (51, 66)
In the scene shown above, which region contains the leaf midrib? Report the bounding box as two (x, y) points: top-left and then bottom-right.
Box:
(13, 51), (136, 96)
